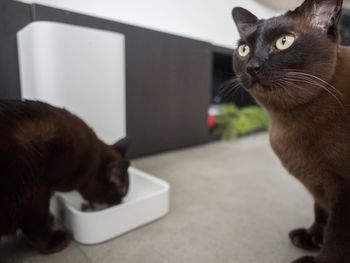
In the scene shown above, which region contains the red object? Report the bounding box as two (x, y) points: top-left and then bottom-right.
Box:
(208, 114), (216, 130)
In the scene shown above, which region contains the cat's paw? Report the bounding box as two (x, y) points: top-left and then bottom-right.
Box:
(292, 256), (316, 263)
(289, 228), (320, 251)
(38, 230), (71, 254)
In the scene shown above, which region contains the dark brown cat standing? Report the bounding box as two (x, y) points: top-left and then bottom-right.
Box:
(232, 0), (350, 262)
(0, 100), (130, 254)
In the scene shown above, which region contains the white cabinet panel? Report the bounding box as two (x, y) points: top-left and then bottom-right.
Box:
(17, 21), (126, 144)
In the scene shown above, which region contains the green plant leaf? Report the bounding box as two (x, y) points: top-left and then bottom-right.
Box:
(213, 103), (269, 140)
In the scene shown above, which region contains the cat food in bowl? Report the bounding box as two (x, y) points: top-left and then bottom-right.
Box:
(81, 202), (110, 212)
(50, 167), (169, 244)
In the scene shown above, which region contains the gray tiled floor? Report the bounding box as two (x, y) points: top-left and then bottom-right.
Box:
(1, 133), (315, 262)
(0, 236), (90, 263)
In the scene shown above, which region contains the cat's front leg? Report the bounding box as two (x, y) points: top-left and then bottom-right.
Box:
(293, 187), (350, 263)
(20, 191), (71, 254)
(292, 256), (316, 263)
(289, 203), (327, 251)
(315, 189), (350, 263)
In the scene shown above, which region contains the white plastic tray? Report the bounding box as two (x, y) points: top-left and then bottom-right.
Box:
(50, 167), (170, 245)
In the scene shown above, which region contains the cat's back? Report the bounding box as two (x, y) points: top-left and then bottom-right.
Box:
(0, 99), (101, 195)
(1, 101), (57, 149)
(0, 100), (94, 145)
(0, 100), (53, 118)
(0, 100), (100, 179)
(0, 100), (59, 130)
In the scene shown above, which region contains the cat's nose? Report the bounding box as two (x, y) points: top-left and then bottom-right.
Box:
(246, 61), (262, 77)
(247, 56), (264, 78)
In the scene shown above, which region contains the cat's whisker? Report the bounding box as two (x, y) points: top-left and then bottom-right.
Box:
(281, 75), (344, 109)
(221, 84), (242, 100)
(283, 75), (341, 100)
(283, 71), (343, 96)
(268, 73), (345, 109)
(270, 72), (338, 97)
(279, 81), (317, 100)
(287, 72), (343, 97)
(219, 77), (241, 94)
(281, 76), (330, 93)
(268, 68), (343, 98)
(219, 78), (239, 95)
(274, 80), (299, 100)
(222, 71), (237, 77)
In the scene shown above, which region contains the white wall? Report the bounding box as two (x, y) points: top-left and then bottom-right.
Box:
(16, 0), (278, 49)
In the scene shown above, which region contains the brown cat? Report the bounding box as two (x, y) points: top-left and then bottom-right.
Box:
(0, 100), (130, 254)
(232, 0), (350, 262)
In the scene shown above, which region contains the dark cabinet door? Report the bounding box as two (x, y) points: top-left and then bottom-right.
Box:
(125, 30), (212, 157)
(0, 1), (31, 99)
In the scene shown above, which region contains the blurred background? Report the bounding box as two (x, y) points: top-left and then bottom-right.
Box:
(2, 0), (350, 157)
(1, 0), (278, 158)
(1, 1), (350, 262)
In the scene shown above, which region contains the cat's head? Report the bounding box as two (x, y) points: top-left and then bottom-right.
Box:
(79, 137), (131, 206)
(232, 0), (342, 110)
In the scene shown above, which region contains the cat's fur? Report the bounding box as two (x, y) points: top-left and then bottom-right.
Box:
(0, 100), (130, 254)
(232, 0), (350, 262)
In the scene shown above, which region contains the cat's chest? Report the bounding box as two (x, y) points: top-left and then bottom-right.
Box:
(269, 124), (320, 179)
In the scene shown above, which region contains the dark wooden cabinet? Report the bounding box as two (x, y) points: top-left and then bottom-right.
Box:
(0, 0), (31, 100)
(125, 29), (211, 157)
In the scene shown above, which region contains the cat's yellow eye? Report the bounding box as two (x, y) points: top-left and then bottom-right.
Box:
(275, 35), (295, 50)
(238, 44), (250, 57)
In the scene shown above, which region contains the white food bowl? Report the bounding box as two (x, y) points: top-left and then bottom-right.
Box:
(50, 167), (170, 245)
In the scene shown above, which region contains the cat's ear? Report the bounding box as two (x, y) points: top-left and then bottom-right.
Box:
(113, 137), (131, 156)
(107, 160), (130, 185)
(293, 0), (343, 38)
(232, 7), (259, 36)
